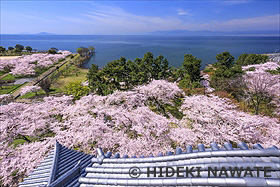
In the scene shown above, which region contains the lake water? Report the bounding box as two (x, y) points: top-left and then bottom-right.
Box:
(1, 35), (279, 69)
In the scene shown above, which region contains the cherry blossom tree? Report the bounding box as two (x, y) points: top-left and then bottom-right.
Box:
(178, 94), (280, 147)
(0, 51), (71, 76)
(242, 61), (280, 115)
(0, 80), (279, 187)
(20, 86), (41, 96)
(200, 74), (214, 93)
(0, 94), (13, 104)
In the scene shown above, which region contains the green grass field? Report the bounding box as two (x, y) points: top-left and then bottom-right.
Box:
(19, 91), (45, 99)
(52, 66), (88, 92)
(18, 87), (67, 99)
(2, 74), (16, 81)
(0, 71), (8, 76)
(0, 84), (25, 94)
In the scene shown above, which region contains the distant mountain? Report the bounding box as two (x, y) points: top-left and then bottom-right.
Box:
(19, 32), (31, 35)
(151, 30), (280, 36)
(15, 32), (54, 35)
(36, 32), (54, 35)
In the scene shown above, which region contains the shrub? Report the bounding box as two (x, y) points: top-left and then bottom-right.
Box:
(266, 67), (280, 74)
(246, 67), (256, 71)
(65, 82), (90, 100)
(236, 54), (268, 66)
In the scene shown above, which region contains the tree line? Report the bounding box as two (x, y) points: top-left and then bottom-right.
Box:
(87, 51), (269, 96)
(0, 44), (62, 55)
(0, 44), (33, 53)
(86, 51), (275, 116)
(87, 52), (208, 96)
(207, 52), (274, 116)
(76, 46), (95, 57)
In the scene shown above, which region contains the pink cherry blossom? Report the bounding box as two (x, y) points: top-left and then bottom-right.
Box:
(0, 80), (279, 187)
(20, 86), (41, 95)
(242, 61), (280, 116)
(0, 51), (71, 76)
(0, 94), (13, 104)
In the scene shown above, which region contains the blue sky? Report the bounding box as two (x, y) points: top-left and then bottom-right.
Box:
(1, 0), (279, 34)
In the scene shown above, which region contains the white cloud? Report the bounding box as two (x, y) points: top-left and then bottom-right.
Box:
(79, 6), (183, 34)
(13, 3), (276, 34)
(75, 5), (279, 34)
(177, 9), (193, 16)
(220, 0), (253, 6)
(1, 1), (278, 34)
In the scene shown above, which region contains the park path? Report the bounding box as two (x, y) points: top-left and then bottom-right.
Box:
(0, 72), (10, 79)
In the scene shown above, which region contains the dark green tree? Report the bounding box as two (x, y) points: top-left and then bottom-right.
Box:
(178, 74), (192, 89)
(14, 48), (21, 53)
(152, 55), (163, 79)
(215, 51), (234, 68)
(0, 46), (6, 53)
(87, 64), (113, 95)
(210, 65), (243, 91)
(15, 44), (24, 52)
(77, 47), (90, 57)
(152, 55), (170, 80)
(50, 47), (58, 52)
(141, 52), (154, 82)
(81, 47), (90, 56)
(160, 58), (170, 79)
(168, 67), (185, 82)
(120, 57), (134, 89)
(48, 49), (57, 54)
(126, 59), (139, 86)
(134, 58), (146, 85)
(8, 46), (14, 50)
(182, 54), (202, 82)
(87, 52), (172, 95)
(88, 46), (95, 53)
(236, 53), (248, 66)
(25, 46), (32, 52)
(236, 54), (268, 66)
(102, 59), (123, 90)
(76, 48), (83, 56)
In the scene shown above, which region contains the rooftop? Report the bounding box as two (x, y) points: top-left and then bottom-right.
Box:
(19, 141), (280, 187)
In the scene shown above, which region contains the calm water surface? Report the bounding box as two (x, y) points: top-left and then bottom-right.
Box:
(1, 35), (279, 69)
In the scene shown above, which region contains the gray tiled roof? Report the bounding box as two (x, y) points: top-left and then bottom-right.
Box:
(79, 142), (280, 187)
(19, 142), (280, 187)
(18, 141), (93, 187)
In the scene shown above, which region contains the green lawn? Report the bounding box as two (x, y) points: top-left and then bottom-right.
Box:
(19, 91), (45, 99)
(0, 84), (24, 94)
(12, 139), (27, 147)
(11, 132), (56, 148)
(52, 66), (88, 92)
(19, 87), (65, 99)
(2, 74), (16, 81)
(61, 68), (88, 85)
(0, 71), (8, 76)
